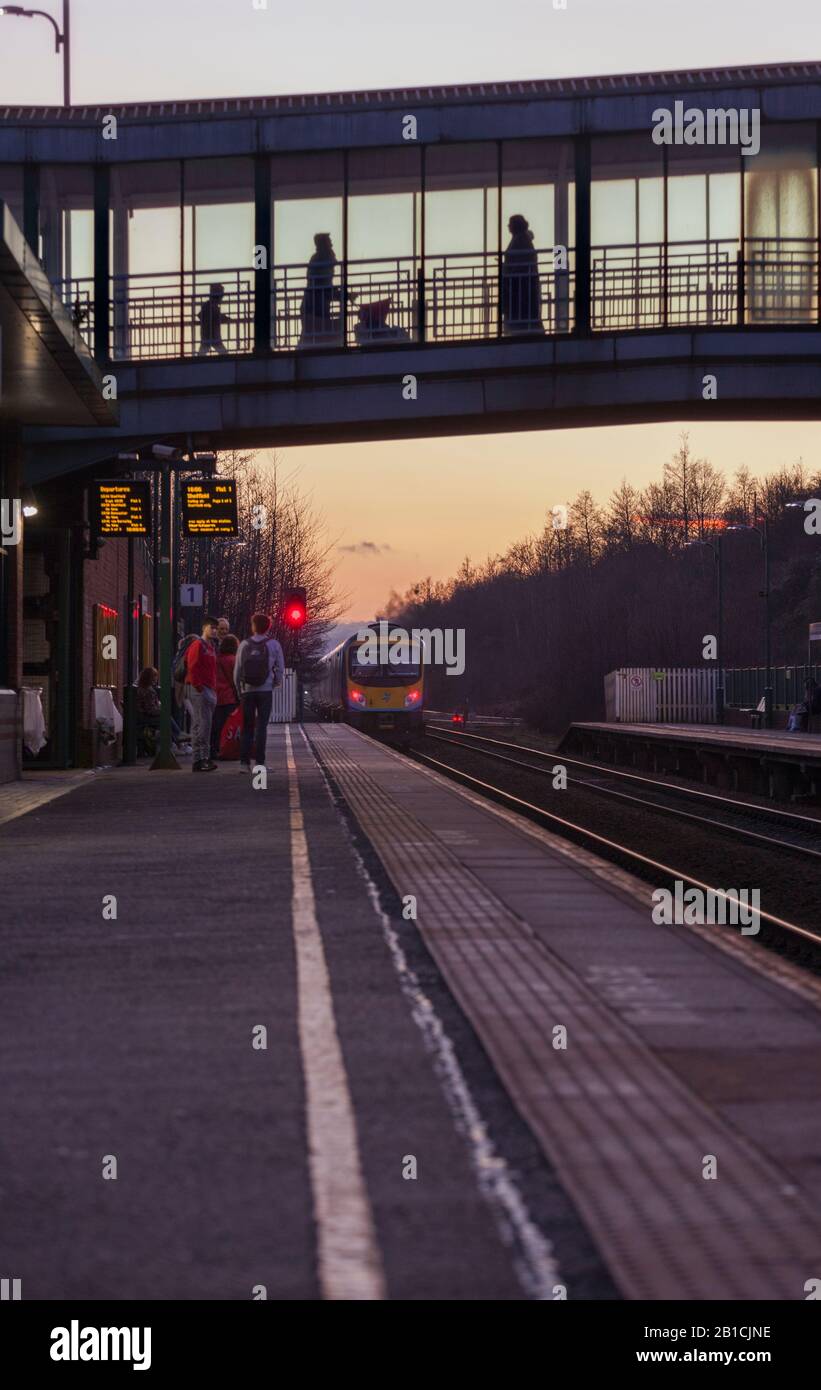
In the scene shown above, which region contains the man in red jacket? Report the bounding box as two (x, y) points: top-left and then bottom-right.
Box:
(185, 616), (219, 771)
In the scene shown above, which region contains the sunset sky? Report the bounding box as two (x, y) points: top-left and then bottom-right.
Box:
(2, 0), (819, 616)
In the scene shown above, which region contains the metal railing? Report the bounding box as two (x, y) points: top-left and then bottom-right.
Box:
(272, 255), (419, 351)
(724, 665), (821, 710)
(108, 267), (254, 359)
(55, 276), (95, 342)
(48, 236), (821, 360)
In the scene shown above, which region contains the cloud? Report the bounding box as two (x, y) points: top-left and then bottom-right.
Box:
(337, 540), (393, 556)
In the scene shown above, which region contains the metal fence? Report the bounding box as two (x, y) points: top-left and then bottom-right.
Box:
(51, 235), (821, 360)
(270, 668), (297, 723)
(605, 668), (718, 723)
(723, 665), (821, 710)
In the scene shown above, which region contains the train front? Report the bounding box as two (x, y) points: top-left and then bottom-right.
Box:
(345, 630), (424, 738)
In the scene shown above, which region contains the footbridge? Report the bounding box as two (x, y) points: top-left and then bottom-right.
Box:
(1, 60), (820, 477)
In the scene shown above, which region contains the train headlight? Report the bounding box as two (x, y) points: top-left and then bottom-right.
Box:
(404, 690), (421, 707)
(350, 689), (366, 706)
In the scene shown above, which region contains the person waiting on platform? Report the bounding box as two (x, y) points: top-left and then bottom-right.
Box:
(299, 234), (355, 345)
(210, 634), (239, 760)
(197, 283), (231, 356)
(135, 667), (190, 753)
(234, 612), (285, 773)
(501, 214), (543, 335)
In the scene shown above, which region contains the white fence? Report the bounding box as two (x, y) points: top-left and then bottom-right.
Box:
(269, 668), (298, 723)
(605, 668), (718, 724)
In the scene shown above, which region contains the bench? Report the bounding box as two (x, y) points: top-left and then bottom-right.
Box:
(739, 697), (766, 729)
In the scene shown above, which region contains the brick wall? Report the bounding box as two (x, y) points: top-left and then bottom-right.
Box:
(80, 538), (154, 761)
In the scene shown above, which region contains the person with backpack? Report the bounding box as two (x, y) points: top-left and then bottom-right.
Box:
(182, 616), (220, 771)
(234, 612), (285, 772)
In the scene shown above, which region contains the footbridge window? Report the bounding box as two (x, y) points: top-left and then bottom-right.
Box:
(110, 161), (183, 360)
(184, 157), (255, 357)
(591, 133), (664, 331)
(271, 150), (345, 350)
(424, 142), (500, 341)
(39, 164), (94, 342)
(501, 138), (574, 335)
(744, 122), (818, 324)
(347, 146), (422, 347)
(666, 142), (741, 327)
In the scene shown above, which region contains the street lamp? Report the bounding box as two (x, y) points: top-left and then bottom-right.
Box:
(0, 2), (70, 105)
(726, 515), (771, 727)
(685, 535), (724, 723)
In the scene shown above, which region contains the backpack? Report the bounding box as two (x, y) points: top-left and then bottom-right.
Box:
(173, 634), (199, 685)
(242, 639), (271, 688)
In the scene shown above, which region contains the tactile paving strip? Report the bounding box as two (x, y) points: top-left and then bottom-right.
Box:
(309, 724), (821, 1300)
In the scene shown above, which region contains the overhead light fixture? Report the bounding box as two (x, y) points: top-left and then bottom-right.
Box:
(21, 486), (38, 517)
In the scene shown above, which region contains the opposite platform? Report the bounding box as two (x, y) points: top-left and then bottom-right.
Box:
(308, 723), (821, 1301)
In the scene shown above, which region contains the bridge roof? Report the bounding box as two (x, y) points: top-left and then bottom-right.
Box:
(2, 61), (820, 124)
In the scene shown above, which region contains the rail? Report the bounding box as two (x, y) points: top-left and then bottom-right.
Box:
(52, 235), (820, 361)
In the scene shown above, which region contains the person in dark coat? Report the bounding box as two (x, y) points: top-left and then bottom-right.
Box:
(501, 214), (543, 335)
(299, 233), (353, 344)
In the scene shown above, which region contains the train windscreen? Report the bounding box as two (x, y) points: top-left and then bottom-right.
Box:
(349, 644), (421, 683)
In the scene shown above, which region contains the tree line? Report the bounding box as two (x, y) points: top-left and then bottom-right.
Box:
(386, 436), (821, 731)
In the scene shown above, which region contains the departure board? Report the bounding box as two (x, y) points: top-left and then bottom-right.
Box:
(90, 480), (152, 538)
(180, 479), (239, 536)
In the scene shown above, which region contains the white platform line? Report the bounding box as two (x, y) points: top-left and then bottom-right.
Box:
(285, 726), (386, 1301)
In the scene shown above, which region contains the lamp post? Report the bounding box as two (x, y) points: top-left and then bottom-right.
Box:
(0, 1), (70, 105)
(727, 514), (771, 727)
(686, 535), (724, 723)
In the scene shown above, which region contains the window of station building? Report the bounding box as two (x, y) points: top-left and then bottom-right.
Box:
(347, 147), (422, 346)
(501, 139), (575, 334)
(110, 162), (183, 359)
(0, 164), (24, 230)
(591, 134), (664, 331)
(744, 122), (818, 324)
(38, 165), (94, 331)
(183, 158), (254, 357)
(271, 151), (344, 350)
(666, 144), (741, 327)
(424, 143), (500, 342)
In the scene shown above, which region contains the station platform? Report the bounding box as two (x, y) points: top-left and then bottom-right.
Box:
(1, 723), (820, 1300)
(307, 725), (821, 1299)
(561, 720), (821, 799)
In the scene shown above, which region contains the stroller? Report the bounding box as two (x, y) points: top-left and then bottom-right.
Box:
(354, 298), (410, 345)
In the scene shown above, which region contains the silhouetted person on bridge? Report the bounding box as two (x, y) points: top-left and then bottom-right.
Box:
(299, 233), (353, 345)
(197, 283), (231, 356)
(501, 214), (543, 335)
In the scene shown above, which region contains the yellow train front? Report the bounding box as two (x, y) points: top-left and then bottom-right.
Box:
(312, 630), (424, 740)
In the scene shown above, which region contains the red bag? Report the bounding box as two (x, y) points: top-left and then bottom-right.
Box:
(219, 706), (243, 760)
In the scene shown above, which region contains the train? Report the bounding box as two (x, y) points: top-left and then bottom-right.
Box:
(311, 627), (424, 738)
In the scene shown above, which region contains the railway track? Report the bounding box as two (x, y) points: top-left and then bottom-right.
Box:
(411, 721), (821, 963)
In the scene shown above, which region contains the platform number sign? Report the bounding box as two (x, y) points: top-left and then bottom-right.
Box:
(180, 583), (204, 608)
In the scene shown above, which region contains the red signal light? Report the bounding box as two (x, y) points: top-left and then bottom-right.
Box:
(282, 587), (307, 629)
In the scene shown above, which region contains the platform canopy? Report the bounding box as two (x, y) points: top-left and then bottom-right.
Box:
(0, 202), (115, 428)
